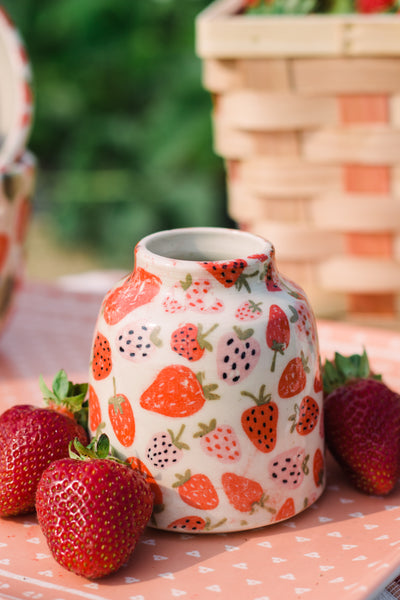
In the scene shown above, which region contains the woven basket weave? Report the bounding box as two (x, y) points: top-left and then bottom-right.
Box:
(196, 0), (400, 319)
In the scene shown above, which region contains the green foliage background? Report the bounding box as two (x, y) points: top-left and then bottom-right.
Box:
(2, 0), (226, 268)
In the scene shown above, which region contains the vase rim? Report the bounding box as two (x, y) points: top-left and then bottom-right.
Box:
(136, 227), (273, 264)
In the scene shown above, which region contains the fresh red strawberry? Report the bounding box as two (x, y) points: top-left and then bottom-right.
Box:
(173, 469), (219, 510)
(201, 259), (249, 289)
(235, 299), (263, 321)
(36, 435), (153, 579)
(146, 424), (189, 469)
(0, 371), (88, 517)
(217, 326), (260, 385)
(323, 350), (400, 495)
(278, 351), (310, 398)
(0, 233), (10, 270)
(266, 304), (290, 372)
(275, 497), (295, 522)
(170, 322), (218, 361)
(88, 384), (102, 432)
(222, 472), (264, 512)
(91, 331), (112, 380)
(241, 385), (278, 453)
(140, 365), (219, 417)
(108, 378), (135, 447)
(194, 418), (241, 463)
(289, 395), (320, 435)
(102, 268), (161, 325)
(127, 456), (164, 509)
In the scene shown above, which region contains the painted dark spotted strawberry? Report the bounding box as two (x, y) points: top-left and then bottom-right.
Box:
(167, 516), (227, 532)
(116, 320), (162, 363)
(170, 323), (218, 362)
(146, 425), (189, 470)
(201, 259), (247, 288)
(91, 332), (112, 381)
(241, 385), (278, 453)
(217, 326), (260, 385)
(289, 395), (320, 436)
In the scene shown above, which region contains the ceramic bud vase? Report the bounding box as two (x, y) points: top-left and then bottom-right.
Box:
(88, 227), (325, 533)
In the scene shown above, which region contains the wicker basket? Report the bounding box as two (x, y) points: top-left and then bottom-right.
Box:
(196, 0), (400, 320)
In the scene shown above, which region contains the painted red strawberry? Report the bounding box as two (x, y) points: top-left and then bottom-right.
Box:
(194, 419), (241, 463)
(0, 373), (88, 517)
(140, 365), (219, 417)
(278, 351), (310, 398)
(269, 447), (309, 489)
(0, 233), (10, 270)
(241, 385), (278, 453)
(173, 469), (219, 510)
(266, 304), (290, 372)
(222, 472), (264, 512)
(275, 497), (295, 522)
(108, 378), (135, 447)
(217, 326), (260, 385)
(128, 456), (163, 509)
(36, 435), (153, 579)
(235, 299), (263, 321)
(323, 350), (400, 495)
(185, 278), (224, 313)
(313, 448), (324, 488)
(262, 261), (282, 292)
(88, 384), (102, 432)
(289, 395), (320, 436)
(102, 268), (161, 325)
(146, 424), (189, 469)
(170, 323), (218, 361)
(116, 320), (162, 363)
(91, 331), (112, 381)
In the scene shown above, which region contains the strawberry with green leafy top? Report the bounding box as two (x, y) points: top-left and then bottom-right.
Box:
(36, 435), (153, 579)
(0, 370), (88, 517)
(323, 350), (400, 495)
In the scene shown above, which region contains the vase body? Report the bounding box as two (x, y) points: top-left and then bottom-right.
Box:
(88, 227), (325, 533)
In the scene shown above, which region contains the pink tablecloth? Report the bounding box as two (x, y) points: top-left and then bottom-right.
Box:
(1, 280), (400, 600)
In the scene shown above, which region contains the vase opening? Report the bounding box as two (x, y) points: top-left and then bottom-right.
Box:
(142, 227), (268, 263)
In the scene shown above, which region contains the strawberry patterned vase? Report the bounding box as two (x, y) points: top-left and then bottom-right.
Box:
(0, 152), (35, 336)
(88, 227), (325, 533)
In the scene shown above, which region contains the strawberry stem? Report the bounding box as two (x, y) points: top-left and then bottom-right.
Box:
(241, 384), (272, 406)
(322, 348), (382, 396)
(39, 369), (88, 430)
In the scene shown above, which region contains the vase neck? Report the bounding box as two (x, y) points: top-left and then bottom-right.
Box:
(133, 227), (281, 291)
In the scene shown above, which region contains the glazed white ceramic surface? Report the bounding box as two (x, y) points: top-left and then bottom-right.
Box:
(88, 227), (325, 532)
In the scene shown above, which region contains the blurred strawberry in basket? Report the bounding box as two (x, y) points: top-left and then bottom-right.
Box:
(323, 350), (400, 496)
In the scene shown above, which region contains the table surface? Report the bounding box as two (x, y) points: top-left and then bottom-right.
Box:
(1, 279), (400, 600)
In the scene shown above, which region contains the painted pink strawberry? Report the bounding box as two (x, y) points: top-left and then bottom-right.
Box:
(235, 299), (263, 321)
(162, 281), (187, 314)
(289, 300), (317, 348)
(194, 419), (241, 463)
(145, 425), (189, 470)
(116, 320), (162, 363)
(185, 278), (224, 313)
(217, 326), (260, 385)
(269, 447), (309, 489)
